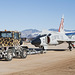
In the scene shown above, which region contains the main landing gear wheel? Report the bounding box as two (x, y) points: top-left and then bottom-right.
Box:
(40, 46), (44, 54)
(68, 42), (72, 51)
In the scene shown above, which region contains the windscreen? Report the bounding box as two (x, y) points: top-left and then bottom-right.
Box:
(0, 32), (12, 38)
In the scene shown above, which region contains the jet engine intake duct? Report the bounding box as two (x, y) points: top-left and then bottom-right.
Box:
(46, 36), (50, 44)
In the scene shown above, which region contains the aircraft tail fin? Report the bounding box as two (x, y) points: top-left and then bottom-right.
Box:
(58, 15), (64, 32)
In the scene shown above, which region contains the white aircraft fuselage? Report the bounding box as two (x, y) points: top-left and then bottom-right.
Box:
(31, 32), (74, 48)
(31, 15), (75, 51)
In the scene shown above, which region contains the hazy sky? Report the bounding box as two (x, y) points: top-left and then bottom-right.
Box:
(0, 0), (75, 31)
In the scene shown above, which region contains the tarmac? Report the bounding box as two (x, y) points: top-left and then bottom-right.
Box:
(0, 43), (75, 75)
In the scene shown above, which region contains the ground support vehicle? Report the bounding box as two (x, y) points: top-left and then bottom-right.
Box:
(0, 31), (28, 61)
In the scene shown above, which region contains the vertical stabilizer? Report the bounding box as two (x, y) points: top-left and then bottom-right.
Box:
(58, 15), (64, 32)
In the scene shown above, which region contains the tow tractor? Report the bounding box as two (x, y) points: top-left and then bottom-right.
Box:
(0, 30), (28, 61)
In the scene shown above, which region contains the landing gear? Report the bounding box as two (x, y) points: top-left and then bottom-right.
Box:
(39, 46), (44, 54)
(40, 46), (46, 54)
(68, 42), (72, 51)
(41, 46), (44, 50)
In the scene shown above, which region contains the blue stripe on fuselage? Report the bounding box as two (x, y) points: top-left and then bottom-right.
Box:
(65, 32), (75, 36)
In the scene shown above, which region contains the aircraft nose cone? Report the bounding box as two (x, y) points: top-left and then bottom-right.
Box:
(31, 38), (41, 46)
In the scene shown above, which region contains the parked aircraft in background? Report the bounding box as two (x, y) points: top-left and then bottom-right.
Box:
(31, 15), (75, 51)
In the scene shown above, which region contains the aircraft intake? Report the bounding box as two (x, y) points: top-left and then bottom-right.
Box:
(46, 36), (50, 44)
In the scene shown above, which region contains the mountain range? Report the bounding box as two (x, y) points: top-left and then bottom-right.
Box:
(21, 29), (75, 38)
(21, 29), (41, 38)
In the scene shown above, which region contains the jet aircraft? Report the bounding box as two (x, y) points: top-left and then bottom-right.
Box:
(31, 15), (75, 51)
